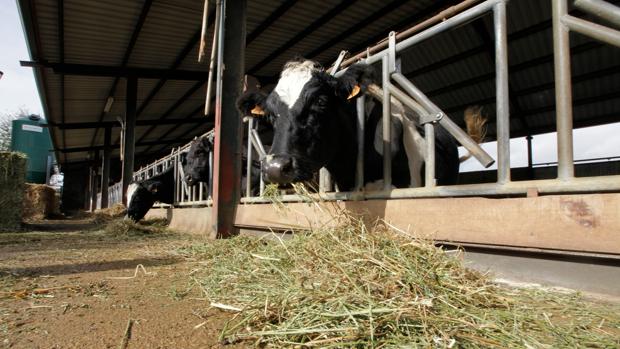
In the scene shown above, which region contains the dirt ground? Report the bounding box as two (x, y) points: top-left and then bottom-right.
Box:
(0, 219), (249, 349)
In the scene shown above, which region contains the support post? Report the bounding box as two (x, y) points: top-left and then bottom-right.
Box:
(100, 126), (111, 208)
(526, 135), (534, 180)
(90, 151), (100, 212)
(122, 76), (137, 205)
(552, 0), (575, 180)
(212, 0), (246, 238)
(494, 1), (511, 184)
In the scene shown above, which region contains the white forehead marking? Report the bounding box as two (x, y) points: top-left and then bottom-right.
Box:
(126, 183), (138, 205)
(274, 60), (319, 108)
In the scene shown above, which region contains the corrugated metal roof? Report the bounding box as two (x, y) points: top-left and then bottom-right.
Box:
(17, 0), (620, 166)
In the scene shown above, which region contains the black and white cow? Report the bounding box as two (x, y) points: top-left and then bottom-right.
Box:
(125, 167), (174, 221)
(237, 59), (479, 191)
(180, 136), (261, 196)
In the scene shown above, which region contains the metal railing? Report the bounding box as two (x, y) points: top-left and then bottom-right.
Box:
(239, 0), (620, 203)
(99, 0), (620, 209)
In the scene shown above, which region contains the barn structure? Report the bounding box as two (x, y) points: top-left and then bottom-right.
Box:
(17, 0), (620, 295)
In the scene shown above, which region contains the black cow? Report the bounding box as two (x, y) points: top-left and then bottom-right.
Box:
(126, 167), (174, 221)
(237, 59), (467, 191)
(180, 136), (261, 196)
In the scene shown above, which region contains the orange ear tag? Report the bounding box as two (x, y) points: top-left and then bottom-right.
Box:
(347, 85), (361, 100)
(250, 105), (265, 116)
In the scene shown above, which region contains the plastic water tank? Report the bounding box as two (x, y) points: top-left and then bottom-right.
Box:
(10, 114), (55, 183)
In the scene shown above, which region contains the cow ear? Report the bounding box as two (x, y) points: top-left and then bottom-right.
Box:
(237, 91), (268, 117)
(335, 63), (375, 101)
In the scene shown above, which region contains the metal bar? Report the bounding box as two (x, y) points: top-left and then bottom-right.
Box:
(338, 0), (482, 69)
(246, 118), (254, 197)
(562, 14), (620, 47)
(382, 56), (392, 190)
(336, 0), (501, 73)
(328, 50), (347, 75)
(208, 150), (213, 198)
(355, 95), (365, 191)
(494, 1), (511, 184)
(205, 0), (221, 116)
(90, 152), (100, 212)
(424, 123), (436, 187)
(574, 0), (620, 26)
(391, 72), (495, 168)
(552, 0), (575, 180)
(198, 0), (209, 62)
(385, 83), (429, 119)
(250, 129), (267, 158)
(239, 175), (620, 203)
(122, 76), (137, 205)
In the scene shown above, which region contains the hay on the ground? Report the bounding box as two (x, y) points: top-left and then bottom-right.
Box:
(181, 210), (620, 347)
(104, 217), (169, 237)
(22, 184), (60, 221)
(0, 152), (27, 231)
(92, 203), (127, 224)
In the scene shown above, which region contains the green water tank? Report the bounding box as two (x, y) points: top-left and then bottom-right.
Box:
(11, 114), (54, 183)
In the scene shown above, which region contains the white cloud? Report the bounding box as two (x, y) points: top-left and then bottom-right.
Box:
(0, 0), (43, 116)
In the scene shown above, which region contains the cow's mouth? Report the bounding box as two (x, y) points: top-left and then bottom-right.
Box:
(262, 154), (316, 185)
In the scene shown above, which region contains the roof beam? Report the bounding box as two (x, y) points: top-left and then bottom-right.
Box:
(47, 118), (207, 129)
(58, 138), (194, 153)
(246, 0), (300, 46)
(20, 61), (209, 80)
(141, 103), (207, 154)
(306, 0), (411, 60)
(89, 0), (153, 148)
(57, 0), (66, 162)
(135, 81), (205, 144)
(248, 0), (357, 75)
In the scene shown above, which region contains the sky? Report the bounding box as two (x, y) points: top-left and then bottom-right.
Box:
(0, 0), (43, 117)
(0, 0), (618, 170)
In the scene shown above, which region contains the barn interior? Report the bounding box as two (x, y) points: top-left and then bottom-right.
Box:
(16, 0), (620, 294)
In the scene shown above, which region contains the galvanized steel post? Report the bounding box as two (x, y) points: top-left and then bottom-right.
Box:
(122, 75), (137, 205)
(494, 1), (511, 184)
(552, 0), (575, 180)
(382, 56), (392, 190)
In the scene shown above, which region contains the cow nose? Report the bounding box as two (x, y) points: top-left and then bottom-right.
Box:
(263, 155), (294, 184)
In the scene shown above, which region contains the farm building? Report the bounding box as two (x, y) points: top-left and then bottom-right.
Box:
(16, 0), (620, 298)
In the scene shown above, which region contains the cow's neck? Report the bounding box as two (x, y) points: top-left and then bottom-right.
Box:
(324, 104), (358, 192)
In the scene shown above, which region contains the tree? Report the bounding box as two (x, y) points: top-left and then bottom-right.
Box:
(0, 108), (31, 151)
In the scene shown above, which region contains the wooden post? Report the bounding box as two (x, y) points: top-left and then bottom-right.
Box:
(122, 76), (137, 205)
(212, 0), (246, 238)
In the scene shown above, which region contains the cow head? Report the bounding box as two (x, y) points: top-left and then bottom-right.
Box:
(237, 59), (373, 185)
(126, 180), (162, 221)
(181, 136), (212, 186)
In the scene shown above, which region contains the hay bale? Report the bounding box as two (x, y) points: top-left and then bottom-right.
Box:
(22, 183), (60, 221)
(0, 152), (27, 231)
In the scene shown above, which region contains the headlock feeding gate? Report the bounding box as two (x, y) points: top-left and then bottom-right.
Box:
(103, 0), (620, 262)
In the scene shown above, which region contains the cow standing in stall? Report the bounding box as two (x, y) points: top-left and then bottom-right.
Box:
(237, 59), (486, 190)
(125, 167), (174, 221)
(181, 136), (262, 196)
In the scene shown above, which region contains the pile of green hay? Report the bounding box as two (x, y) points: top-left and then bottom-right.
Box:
(0, 152), (27, 231)
(181, 215), (620, 347)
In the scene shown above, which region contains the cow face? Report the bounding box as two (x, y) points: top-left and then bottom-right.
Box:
(237, 60), (373, 185)
(126, 180), (162, 221)
(182, 136), (212, 186)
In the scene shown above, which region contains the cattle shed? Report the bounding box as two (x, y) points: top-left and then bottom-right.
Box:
(18, 0), (620, 295)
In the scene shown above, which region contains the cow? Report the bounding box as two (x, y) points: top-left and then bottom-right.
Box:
(180, 135), (261, 196)
(125, 167), (174, 221)
(237, 59), (484, 191)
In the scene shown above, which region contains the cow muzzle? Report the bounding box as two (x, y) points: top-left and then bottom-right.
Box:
(263, 154), (295, 184)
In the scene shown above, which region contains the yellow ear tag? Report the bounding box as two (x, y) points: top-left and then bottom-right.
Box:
(250, 105), (265, 116)
(347, 84), (361, 100)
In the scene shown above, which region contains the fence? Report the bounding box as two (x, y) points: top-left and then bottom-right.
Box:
(103, 0), (620, 209)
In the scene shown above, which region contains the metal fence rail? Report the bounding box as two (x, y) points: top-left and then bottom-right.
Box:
(101, 0), (620, 210)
